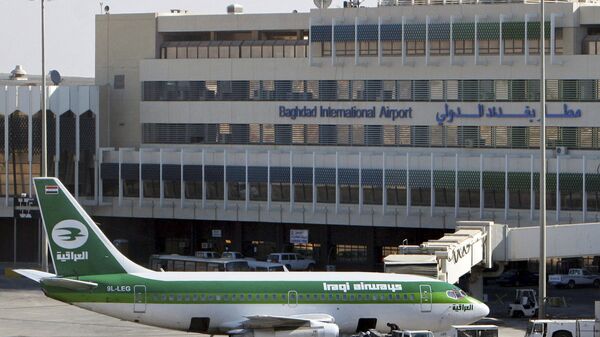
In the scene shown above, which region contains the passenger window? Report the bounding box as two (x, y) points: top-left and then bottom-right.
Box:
(403, 294), (408, 300)
(232, 294), (237, 300)
(169, 294), (174, 301)
(328, 294), (333, 300)
(185, 294), (191, 301)
(215, 295), (221, 301)
(193, 294), (198, 301)
(350, 294), (355, 301)
(395, 294), (400, 300)
(272, 294), (278, 300)
(357, 294), (363, 300)
(201, 294), (206, 301)
(321, 294), (326, 300)
(372, 295), (377, 301)
(264, 294), (269, 300)
(239, 294), (245, 301)
(161, 294), (167, 301)
(410, 294), (415, 301)
(335, 294), (340, 300)
(282, 294), (287, 300)
(248, 294), (253, 300)
(388, 294), (393, 300)
(342, 294), (348, 301)
(223, 294), (229, 301)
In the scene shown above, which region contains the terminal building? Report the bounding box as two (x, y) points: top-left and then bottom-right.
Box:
(4, 0), (600, 271)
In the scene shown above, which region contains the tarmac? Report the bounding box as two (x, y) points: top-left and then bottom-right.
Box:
(0, 273), (532, 337)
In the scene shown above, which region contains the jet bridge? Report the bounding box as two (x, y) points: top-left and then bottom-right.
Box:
(384, 221), (600, 285)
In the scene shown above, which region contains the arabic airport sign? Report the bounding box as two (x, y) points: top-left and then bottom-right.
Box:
(436, 103), (582, 125)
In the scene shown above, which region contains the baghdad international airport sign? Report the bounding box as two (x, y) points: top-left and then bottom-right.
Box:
(277, 103), (582, 123)
(278, 105), (413, 121)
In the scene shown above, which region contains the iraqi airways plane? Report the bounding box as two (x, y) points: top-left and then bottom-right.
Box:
(16, 177), (489, 337)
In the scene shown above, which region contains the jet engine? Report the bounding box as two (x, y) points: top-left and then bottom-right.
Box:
(237, 322), (339, 337)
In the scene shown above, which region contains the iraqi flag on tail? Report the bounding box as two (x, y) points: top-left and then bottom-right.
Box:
(45, 185), (59, 195)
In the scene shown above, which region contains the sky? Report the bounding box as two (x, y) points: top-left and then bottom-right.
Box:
(0, 0), (333, 78)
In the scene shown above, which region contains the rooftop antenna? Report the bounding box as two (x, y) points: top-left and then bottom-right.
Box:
(313, 0), (332, 8)
(49, 70), (62, 85)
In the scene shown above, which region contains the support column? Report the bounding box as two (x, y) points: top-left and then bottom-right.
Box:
(180, 149), (184, 209)
(430, 153), (435, 217)
(245, 150), (249, 211)
(331, 18), (336, 66)
(312, 151), (316, 213)
(450, 16), (455, 65)
(504, 154), (509, 220)
(401, 16), (406, 66)
(479, 154), (484, 219)
(223, 149), (227, 210)
(355, 16), (359, 66)
(289, 150), (294, 213)
(382, 152), (386, 215)
(335, 151), (339, 214)
(425, 16), (430, 66)
(159, 149), (164, 208)
(582, 156), (587, 222)
(474, 15), (479, 65)
(468, 267), (485, 301)
(138, 149), (143, 207)
(377, 16), (382, 65)
(359, 152), (363, 215)
(530, 154), (535, 221)
(118, 148), (123, 206)
(406, 152), (411, 216)
(499, 14), (504, 65)
(308, 16), (313, 66)
(556, 156), (560, 222)
(268, 150), (272, 210)
(201, 149), (206, 209)
(455, 153), (459, 218)
(28, 107), (32, 196)
(524, 14), (529, 64)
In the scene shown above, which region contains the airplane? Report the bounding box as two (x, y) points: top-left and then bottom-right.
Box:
(15, 177), (489, 337)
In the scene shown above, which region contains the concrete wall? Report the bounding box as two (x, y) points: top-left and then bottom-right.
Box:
(95, 13), (157, 148)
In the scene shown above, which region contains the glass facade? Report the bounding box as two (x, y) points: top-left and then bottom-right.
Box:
(142, 79), (598, 102)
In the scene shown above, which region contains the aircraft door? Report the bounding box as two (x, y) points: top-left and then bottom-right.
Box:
(287, 290), (298, 308)
(419, 284), (432, 312)
(133, 285), (146, 313)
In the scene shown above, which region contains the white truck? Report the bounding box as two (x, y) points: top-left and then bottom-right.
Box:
(549, 269), (600, 289)
(267, 253), (316, 271)
(525, 320), (599, 337)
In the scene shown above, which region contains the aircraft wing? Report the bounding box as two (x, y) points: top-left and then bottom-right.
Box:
(240, 314), (335, 329)
(13, 269), (55, 283)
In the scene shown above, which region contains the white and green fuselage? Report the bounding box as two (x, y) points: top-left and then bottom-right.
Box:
(19, 178), (489, 336)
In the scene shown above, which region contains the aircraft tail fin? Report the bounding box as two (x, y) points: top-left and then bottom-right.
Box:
(33, 177), (147, 277)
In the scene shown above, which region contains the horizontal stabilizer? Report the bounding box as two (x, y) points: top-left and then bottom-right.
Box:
(13, 269), (55, 283)
(41, 277), (98, 291)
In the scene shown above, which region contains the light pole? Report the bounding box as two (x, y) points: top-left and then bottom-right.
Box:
(40, 0), (49, 273)
(538, 0), (547, 319)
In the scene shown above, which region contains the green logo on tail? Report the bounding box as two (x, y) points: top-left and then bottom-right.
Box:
(51, 220), (89, 249)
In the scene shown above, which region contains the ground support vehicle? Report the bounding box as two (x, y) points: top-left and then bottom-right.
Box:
(509, 289), (539, 318)
(549, 269), (600, 289)
(525, 320), (599, 337)
(267, 253), (316, 270)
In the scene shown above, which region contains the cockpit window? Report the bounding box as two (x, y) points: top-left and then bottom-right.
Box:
(446, 289), (467, 300)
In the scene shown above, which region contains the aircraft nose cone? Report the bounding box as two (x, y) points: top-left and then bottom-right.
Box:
(476, 302), (490, 318)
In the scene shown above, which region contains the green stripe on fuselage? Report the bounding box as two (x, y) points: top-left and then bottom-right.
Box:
(44, 274), (473, 306)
